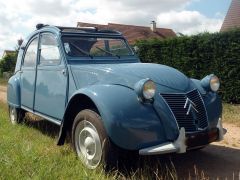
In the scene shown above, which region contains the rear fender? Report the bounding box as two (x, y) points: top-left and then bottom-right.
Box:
(7, 75), (21, 108)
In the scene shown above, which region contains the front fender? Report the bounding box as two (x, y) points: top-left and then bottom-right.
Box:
(202, 92), (222, 128)
(190, 79), (222, 127)
(66, 84), (167, 150)
(7, 74), (21, 108)
(190, 78), (206, 94)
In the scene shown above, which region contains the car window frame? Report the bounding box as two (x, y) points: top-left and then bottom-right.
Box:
(22, 35), (39, 68)
(38, 32), (62, 66)
(61, 35), (135, 59)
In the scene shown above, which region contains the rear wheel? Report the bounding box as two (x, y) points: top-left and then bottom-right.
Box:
(71, 109), (118, 169)
(9, 106), (25, 124)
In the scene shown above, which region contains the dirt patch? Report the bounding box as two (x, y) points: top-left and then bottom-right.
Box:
(0, 85), (7, 103)
(214, 123), (240, 149)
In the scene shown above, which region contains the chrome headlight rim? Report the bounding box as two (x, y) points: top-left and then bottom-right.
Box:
(210, 75), (220, 92)
(134, 78), (156, 101)
(201, 74), (220, 92)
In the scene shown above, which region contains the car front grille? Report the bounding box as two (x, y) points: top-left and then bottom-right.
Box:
(161, 89), (208, 132)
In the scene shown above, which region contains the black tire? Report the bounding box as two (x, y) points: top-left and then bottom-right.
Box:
(71, 109), (118, 169)
(188, 146), (206, 152)
(8, 106), (25, 124)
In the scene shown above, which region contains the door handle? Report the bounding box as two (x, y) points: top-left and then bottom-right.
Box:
(62, 69), (67, 76)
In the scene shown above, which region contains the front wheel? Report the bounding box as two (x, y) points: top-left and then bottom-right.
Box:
(71, 109), (118, 169)
(8, 106), (25, 124)
(188, 146), (207, 152)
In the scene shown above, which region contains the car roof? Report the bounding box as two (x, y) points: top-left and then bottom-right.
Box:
(36, 24), (123, 36)
(21, 24), (125, 48)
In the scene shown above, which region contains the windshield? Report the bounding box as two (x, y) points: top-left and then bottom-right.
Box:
(62, 36), (134, 58)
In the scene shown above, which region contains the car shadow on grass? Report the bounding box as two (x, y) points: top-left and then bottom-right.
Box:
(171, 145), (240, 179)
(23, 113), (60, 139)
(113, 145), (240, 179)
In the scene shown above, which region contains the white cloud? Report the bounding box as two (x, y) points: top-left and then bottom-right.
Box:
(0, 0), (224, 56)
(100, 0), (190, 13)
(157, 10), (222, 34)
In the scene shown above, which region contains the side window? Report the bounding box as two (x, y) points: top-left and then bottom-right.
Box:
(40, 34), (60, 65)
(23, 38), (38, 67)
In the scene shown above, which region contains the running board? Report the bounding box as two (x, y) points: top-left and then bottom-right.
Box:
(21, 106), (61, 126)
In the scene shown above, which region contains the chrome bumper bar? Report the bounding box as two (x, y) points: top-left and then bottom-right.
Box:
(139, 118), (226, 156)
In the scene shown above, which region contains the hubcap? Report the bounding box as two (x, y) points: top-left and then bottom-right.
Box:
(75, 120), (102, 169)
(9, 107), (17, 124)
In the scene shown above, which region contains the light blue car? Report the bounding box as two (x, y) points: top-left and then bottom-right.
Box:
(7, 24), (225, 169)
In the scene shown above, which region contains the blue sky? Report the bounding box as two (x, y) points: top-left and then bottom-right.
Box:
(0, 0), (232, 56)
(187, 0), (231, 18)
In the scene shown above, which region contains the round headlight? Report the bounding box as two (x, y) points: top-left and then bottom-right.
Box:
(201, 74), (220, 92)
(143, 80), (156, 99)
(134, 79), (156, 101)
(210, 75), (220, 92)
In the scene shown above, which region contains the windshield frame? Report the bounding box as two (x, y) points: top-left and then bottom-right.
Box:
(61, 34), (135, 59)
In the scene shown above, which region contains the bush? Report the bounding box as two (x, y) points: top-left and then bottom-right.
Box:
(0, 52), (17, 76)
(136, 29), (240, 104)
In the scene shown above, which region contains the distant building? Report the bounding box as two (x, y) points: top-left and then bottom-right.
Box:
(77, 21), (176, 44)
(220, 0), (240, 32)
(1, 50), (15, 59)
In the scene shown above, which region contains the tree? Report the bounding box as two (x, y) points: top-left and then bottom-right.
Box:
(0, 38), (22, 75)
(0, 52), (17, 73)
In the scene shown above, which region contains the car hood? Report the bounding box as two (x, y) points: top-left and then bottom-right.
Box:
(71, 63), (191, 92)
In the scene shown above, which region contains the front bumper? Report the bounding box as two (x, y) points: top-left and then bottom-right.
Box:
(139, 118), (226, 155)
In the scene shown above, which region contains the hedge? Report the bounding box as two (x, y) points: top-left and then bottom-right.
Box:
(0, 52), (17, 76)
(136, 29), (240, 104)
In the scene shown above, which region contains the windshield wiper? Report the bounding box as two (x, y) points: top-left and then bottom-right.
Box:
(70, 42), (93, 58)
(96, 46), (120, 58)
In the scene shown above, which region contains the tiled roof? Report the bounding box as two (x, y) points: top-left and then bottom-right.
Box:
(220, 0), (240, 32)
(77, 22), (176, 44)
(2, 50), (15, 58)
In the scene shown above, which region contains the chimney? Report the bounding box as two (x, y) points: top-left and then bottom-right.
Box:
(150, 21), (157, 32)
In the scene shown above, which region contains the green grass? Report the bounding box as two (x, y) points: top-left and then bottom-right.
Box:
(0, 102), (117, 179)
(0, 102), (180, 179)
(0, 100), (239, 179)
(0, 77), (8, 86)
(223, 103), (240, 126)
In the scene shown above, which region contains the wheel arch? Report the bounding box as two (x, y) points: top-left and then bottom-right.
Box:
(7, 75), (21, 108)
(57, 84), (165, 150)
(57, 91), (102, 145)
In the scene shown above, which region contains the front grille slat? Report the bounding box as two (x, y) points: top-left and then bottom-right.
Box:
(161, 89), (208, 132)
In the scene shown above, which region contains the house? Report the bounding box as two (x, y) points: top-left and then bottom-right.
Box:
(220, 0), (240, 32)
(1, 50), (15, 59)
(77, 21), (176, 44)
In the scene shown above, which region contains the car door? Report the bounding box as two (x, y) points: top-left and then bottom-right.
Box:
(34, 33), (67, 120)
(21, 36), (39, 109)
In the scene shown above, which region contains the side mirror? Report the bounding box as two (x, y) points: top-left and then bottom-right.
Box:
(133, 46), (139, 53)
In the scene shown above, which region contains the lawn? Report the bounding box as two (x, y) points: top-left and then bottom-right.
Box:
(0, 102), (177, 179)
(223, 103), (240, 126)
(0, 100), (239, 179)
(0, 102), (116, 179)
